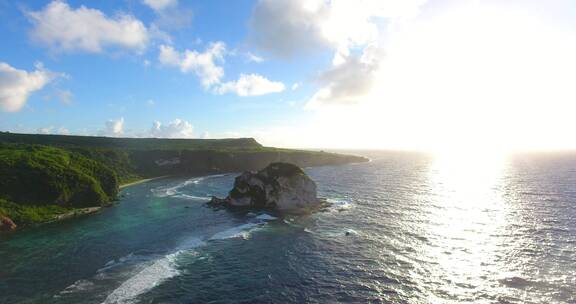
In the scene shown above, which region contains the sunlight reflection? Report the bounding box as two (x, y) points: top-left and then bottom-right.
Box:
(422, 151), (510, 301)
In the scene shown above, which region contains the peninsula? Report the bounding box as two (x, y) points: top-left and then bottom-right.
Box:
(0, 132), (367, 231)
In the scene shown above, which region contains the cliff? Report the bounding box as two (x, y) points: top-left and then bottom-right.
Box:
(0, 132), (368, 182)
(0, 132), (367, 228)
(209, 163), (321, 213)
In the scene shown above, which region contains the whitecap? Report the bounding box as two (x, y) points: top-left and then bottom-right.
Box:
(60, 279), (95, 295)
(102, 253), (180, 304)
(101, 238), (205, 304)
(209, 223), (261, 241)
(151, 177), (206, 198)
(173, 194), (209, 201)
(344, 229), (359, 236)
(326, 198), (353, 212)
(255, 214), (278, 221)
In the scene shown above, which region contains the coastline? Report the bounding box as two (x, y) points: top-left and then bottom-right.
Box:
(1, 176), (171, 232)
(119, 176), (171, 190)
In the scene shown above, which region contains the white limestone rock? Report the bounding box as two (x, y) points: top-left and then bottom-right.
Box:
(209, 162), (319, 213)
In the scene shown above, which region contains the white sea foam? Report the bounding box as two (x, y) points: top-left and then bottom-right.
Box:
(101, 238), (205, 304)
(102, 253), (179, 304)
(209, 223), (261, 240)
(255, 214), (278, 221)
(60, 279), (95, 295)
(151, 174), (230, 198)
(96, 220), (264, 303)
(103, 225), (261, 303)
(326, 198), (353, 212)
(173, 194), (210, 201)
(151, 177), (205, 198)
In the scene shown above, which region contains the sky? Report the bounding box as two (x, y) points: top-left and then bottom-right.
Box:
(1, 0), (576, 151)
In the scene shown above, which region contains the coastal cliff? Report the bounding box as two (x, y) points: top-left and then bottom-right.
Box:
(209, 162), (321, 213)
(0, 132), (367, 229)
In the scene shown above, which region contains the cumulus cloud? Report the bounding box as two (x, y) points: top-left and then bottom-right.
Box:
(307, 46), (384, 108)
(58, 127), (71, 135)
(28, 1), (149, 53)
(249, 0), (331, 58)
(100, 117), (124, 137)
(250, 0), (427, 58)
(36, 126), (70, 135)
(149, 119), (194, 138)
(159, 43), (226, 88)
(0, 62), (56, 112)
(216, 73), (285, 96)
(159, 43), (284, 96)
(249, 0), (427, 106)
(246, 52), (264, 63)
(142, 0), (177, 11)
(142, 0), (192, 30)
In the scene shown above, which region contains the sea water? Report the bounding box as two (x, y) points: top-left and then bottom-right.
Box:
(1, 151), (575, 303)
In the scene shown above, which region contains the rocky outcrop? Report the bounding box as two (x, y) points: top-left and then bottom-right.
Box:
(209, 162), (320, 213)
(0, 215), (17, 232)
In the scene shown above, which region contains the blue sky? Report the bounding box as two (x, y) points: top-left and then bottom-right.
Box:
(1, 0), (576, 150)
(0, 0), (328, 141)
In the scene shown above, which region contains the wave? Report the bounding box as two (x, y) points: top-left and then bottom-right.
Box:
(173, 194), (210, 201)
(151, 174), (230, 198)
(102, 253), (180, 304)
(102, 238), (205, 304)
(209, 223), (262, 240)
(100, 216), (276, 303)
(325, 198), (353, 212)
(255, 213), (278, 221)
(151, 177), (207, 198)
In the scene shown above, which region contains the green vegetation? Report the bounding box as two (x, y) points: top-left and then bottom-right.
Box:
(0, 144), (118, 207)
(0, 132), (261, 151)
(0, 132), (367, 229)
(0, 144), (118, 226)
(0, 198), (72, 226)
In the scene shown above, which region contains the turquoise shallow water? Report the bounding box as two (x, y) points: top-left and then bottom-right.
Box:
(1, 151), (576, 303)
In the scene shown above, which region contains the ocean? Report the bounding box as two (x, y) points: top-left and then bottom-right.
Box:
(1, 151), (575, 303)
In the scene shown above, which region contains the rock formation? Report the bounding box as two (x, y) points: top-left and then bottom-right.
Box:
(0, 215), (17, 232)
(209, 162), (320, 213)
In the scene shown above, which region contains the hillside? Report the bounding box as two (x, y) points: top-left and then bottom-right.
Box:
(0, 144), (119, 228)
(0, 132), (367, 230)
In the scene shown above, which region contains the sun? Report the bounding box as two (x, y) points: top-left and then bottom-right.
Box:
(303, 2), (576, 153)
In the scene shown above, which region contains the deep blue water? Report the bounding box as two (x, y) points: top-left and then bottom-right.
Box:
(1, 151), (576, 303)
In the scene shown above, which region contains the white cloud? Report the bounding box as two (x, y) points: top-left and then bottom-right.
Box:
(249, 0), (426, 108)
(0, 62), (56, 112)
(249, 0), (427, 58)
(142, 0), (177, 12)
(246, 52), (264, 63)
(36, 126), (70, 135)
(149, 119), (194, 138)
(37, 127), (53, 134)
(55, 89), (73, 104)
(249, 0), (331, 57)
(158, 43), (226, 88)
(58, 127), (70, 135)
(216, 73), (285, 96)
(28, 1), (149, 53)
(158, 42), (283, 97)
(147, 99), (155, 106)
(307, 46), (384, 108)
(143, 0), (192, 30)
(100, 117), (124, 137)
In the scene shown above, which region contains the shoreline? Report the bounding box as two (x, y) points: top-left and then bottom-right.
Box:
(119, 176), (171, 189)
